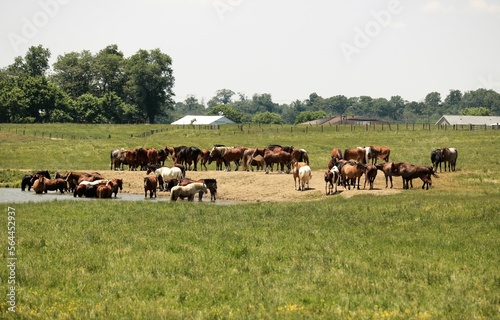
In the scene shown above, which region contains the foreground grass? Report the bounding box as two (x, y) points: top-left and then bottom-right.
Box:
(1, 193), (499, 319)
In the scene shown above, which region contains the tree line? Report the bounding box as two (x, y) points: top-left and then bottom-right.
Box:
(2, 45), (500, 124)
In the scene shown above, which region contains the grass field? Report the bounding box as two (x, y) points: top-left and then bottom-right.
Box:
(0, 123), (499, 319)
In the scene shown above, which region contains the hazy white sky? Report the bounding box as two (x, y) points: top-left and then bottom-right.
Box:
(1, 0), (500, 105)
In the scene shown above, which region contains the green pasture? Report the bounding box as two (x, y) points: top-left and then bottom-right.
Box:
(1, 123), (499, 319)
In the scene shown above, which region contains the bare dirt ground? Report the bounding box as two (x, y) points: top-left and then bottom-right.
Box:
(97, 168), (402, 203)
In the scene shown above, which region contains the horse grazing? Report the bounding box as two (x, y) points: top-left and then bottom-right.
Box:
(170, 182), (208, 202)
(97, 181), (114, 198)
(324, 166), (341, 195)
(440, 147), (458, 172)
(43, 178), (68, 194)
(178, 178), (218, 201)
(363, 164), (378, 190)
(430, 149), (443, 172)
(341, 161), (365, 190)
(393, 163), (439, 190)
(144, 176), (157, 198)
(367, 146), (390, 164)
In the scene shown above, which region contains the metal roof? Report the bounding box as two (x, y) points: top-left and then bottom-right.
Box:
(435, 115), (500, 126)
(171, 115), (236, 125)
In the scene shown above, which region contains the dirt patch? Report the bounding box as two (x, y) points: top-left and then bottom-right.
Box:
(96, 168), (402, 203)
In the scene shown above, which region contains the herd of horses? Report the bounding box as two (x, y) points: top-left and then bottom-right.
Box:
(20, 143), (458, 201)
(324, 146), (458, 194)
(22, 170), (123, 198)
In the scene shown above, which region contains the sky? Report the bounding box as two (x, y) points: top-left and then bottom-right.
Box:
(1, 0), (500, 105)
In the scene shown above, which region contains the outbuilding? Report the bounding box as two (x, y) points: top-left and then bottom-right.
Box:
(435, 115), (500, 127)
(171, 115), (236, 125)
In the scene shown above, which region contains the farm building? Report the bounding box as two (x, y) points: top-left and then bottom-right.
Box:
(171, 115), (236, 125)
(300, 116), (390, 126)
(435, 115), (500, 127)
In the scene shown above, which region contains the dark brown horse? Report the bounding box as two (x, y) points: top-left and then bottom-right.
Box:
(392, 163), (439, 190)
(375, 162), (404, 188)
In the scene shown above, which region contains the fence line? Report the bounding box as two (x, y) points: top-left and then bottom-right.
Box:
(0, 122), (498, 141)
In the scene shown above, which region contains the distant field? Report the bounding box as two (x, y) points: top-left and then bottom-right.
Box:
(0, 123), (499, 319)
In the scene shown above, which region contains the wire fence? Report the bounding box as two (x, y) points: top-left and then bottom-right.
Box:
(1, 122), (498, 140)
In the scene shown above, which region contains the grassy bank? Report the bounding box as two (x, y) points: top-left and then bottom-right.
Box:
(1, 195), (499, 319)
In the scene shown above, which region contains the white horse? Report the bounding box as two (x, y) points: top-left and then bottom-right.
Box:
(79, 179), (108, 186)
(298, 165), (312, 191)
(154, 166), (183, 191)
(170, 182), (208, 201)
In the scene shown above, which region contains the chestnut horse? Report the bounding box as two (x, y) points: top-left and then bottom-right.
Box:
(341, 161), (365, 190)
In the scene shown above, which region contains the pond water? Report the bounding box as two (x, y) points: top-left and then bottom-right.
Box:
(0, 188), (231, 204)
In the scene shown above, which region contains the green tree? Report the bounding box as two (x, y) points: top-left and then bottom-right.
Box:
(8, 45), (51, 77)
(206, 104), (243, 123)
(461, 89), (500, 115)
(124, 48), (175, 123)
(207, 89), (235, 108)
(424, 91), (442, 118)
(100, 92), (129, 123)
(294, 110), (326, 124)
(443, 89), (462, 114)
(252, 111), (284, 124)
(93, 44), (126, 97)
(460, 107), (491, 116)
(24, 45), (51, 77)
(52, 50), (94, 99)
(74, 93), (105, 123)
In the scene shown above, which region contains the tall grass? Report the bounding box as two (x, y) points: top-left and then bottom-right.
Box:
(0, 123), (499, 319)
(1, 196), (499, 319)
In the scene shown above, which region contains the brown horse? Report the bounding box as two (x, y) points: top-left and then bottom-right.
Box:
(32, 176), (45, 194)
(144, 176), (157, 198)
(198, 149), (211, 171)
(43, 178), (68, 193)
(392, 163), (439, 190)
(363, 164), (378, 190)
(368, 146), (390, 164)
(341, 161), (365, 190)
(440, 147), (458, 172)
(343, 148), (366, 164)
(330, 148), (343, 163)
(97, 181), (114, 198)
(111, 178), (123, 197)
(375, 162), (404, 188)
